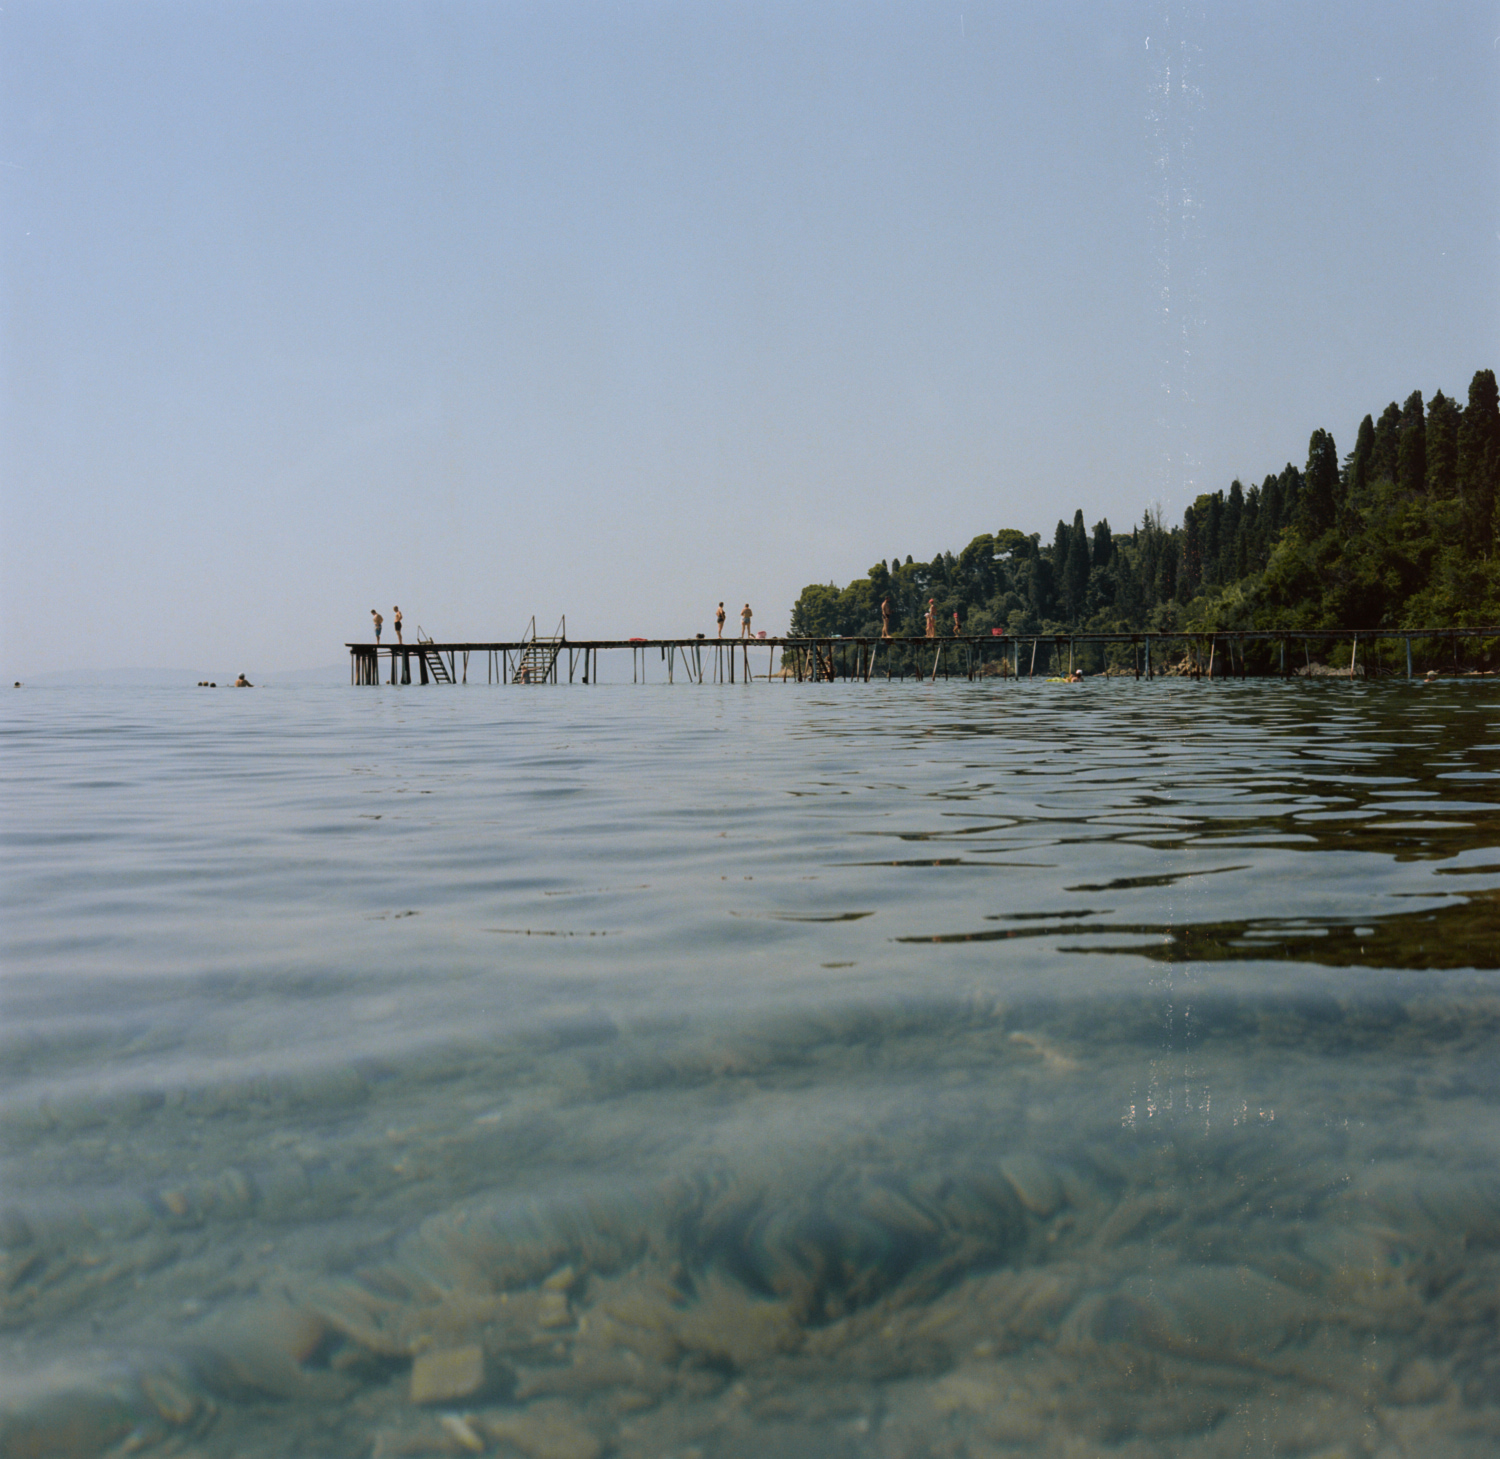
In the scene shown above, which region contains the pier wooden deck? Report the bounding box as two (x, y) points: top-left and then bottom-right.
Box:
(349, 628), (1499, 686)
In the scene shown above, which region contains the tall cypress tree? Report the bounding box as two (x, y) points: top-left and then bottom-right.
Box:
(1203, 493), (1223, 582)
(1397, 390), (1426, 495)
(1155, 535), (1179, 604)
(1114, 548), (1141, 619)
(1091, 518), (1114, 569)
(1371, 403), (1402, 483)
(1030, 555), (1057, 619)
(1064, 510), (1090, 618)
(1180, 506), (1202, 598)
(1299, 431), (1339, 537)
(1241, 484), (1261, 569)
(1278, 463), (1303, 529)
(1051, 520), (1070, 570)
(1425, 391), (1459, 501)
(1346, 414), (1375, 499)
(1457, 369), (1500, 556)
(1224, 480), (1244, 566)
(1137, 513), (1159, 604)
(1259, 473), (1282, 552)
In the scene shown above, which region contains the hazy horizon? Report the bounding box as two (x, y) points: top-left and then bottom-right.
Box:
(4, 1), (1497, 678)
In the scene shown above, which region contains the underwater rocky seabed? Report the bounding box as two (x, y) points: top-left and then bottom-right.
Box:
(1, 682), (1498, 1458)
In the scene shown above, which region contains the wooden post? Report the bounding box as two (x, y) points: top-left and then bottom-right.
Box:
(1207, 637), (1216, 679)
(1349, 636), (1358, 679)
(1029, 639), (1037, 677)
(1405, 637), (1413, 680)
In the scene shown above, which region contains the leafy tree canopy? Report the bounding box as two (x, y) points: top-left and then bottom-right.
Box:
(787, 369), (1500, 645)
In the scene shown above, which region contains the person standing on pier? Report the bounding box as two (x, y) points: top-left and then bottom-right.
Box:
(925, 600), (936, 638)
(393, 607), (403, 644)
(881, 598), (892, 638)
(716, 602), (726, 637)
(371, 609), (383, 643)
(741, 603), (753, 637)
(952, 609), (961, 636)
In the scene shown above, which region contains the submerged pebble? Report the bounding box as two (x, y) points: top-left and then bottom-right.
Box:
(410, 1345), (487, 1405)
(479, 1403), (603, 1459)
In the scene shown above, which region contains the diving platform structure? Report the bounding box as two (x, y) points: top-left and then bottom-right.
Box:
(348, 622), (1500, 686)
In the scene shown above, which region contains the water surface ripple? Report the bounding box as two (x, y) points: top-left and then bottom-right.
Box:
(2, 680), (1498, 1458)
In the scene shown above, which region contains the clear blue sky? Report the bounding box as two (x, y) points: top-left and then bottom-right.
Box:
(3, 2), (1496, 674)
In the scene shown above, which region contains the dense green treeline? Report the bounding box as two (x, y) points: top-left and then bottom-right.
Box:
(789, 369), (1500, 656)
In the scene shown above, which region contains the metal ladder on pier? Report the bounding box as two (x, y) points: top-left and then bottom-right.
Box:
(415, 628), (454, 683)
(513, 616), (565, 684)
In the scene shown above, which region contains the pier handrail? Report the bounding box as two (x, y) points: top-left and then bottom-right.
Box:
(520, 614), (566, 644)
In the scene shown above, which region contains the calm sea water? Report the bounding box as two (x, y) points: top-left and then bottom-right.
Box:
(2, 679), (1498, 1459)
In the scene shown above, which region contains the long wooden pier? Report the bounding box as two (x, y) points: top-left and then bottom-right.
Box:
(349, 627), (1499, 686)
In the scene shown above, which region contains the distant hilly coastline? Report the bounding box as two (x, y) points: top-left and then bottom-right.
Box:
(791, 369), (1500, 671)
